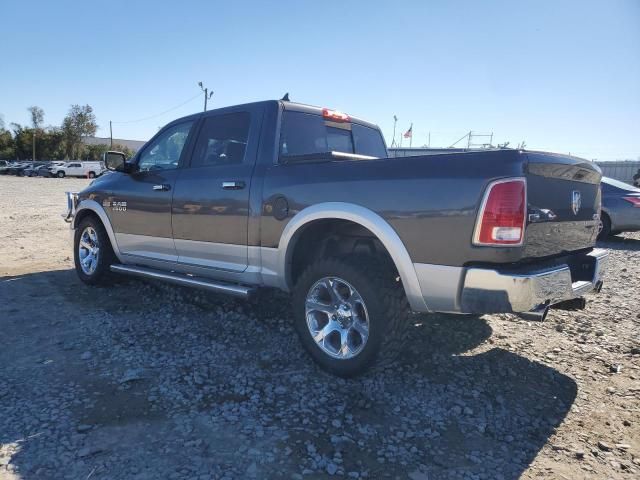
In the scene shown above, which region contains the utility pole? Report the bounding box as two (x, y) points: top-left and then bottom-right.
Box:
(391, 115), (398, 148)
(198, 82), (214, 112)
(109, 121), (113, 148)
(32, 131), (36, 161)
(428, 131), (431, 148)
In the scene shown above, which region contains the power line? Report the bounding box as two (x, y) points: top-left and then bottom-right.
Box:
(111, 92), (202, 125)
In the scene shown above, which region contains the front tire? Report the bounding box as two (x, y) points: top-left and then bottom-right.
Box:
(74, 216), (115, 285)
(88, 171), (96, 178)
(292, 255), (410, 377)
(57, 171), (65, 178)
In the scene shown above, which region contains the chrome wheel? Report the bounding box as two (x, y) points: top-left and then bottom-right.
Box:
(305, 277), (370, 360)
(78, 226), (100, 275)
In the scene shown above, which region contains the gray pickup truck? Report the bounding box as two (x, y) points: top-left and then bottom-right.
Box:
(64, 99), (608, 376)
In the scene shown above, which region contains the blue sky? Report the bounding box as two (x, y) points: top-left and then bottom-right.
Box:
(1, 0), (638, 160)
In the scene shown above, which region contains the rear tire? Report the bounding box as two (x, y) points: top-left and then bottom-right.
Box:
(598, 213), (611, 240)
(74, 216), (116, 285)
(88, 171), (96, 178)
(292, 255), (410, 377)
(57, 171), (65, 178)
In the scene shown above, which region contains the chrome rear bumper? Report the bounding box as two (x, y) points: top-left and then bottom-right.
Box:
(459, 248), (608, 314)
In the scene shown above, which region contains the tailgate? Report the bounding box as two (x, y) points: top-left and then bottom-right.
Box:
(523, 152), (601, 258)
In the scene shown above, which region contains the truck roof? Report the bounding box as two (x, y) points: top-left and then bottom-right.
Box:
(280, 101), (380, 130)
(165, 100), (381, 131)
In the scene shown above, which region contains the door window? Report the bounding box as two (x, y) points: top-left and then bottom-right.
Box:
(138, 121), (194, 172)
(191, 113), (251, 167)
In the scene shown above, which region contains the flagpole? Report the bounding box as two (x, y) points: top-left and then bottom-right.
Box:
(409, 123), (413, 148)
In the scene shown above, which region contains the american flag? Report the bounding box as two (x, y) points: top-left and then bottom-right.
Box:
(403, 125), (413, 138)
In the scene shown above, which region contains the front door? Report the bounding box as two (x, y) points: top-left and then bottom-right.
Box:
(171, 109), (260, 271)
(106, 120), (195, 263)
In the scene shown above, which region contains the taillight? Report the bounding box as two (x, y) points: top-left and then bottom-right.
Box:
(473, 178), (527, 246)
(623, 196), (640, 207)
(322, 108), (350, 122)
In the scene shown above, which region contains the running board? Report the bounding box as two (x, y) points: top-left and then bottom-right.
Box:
(110, 264), (254, 299)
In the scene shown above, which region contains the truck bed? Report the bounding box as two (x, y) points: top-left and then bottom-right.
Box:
(261, 149), (601, 267)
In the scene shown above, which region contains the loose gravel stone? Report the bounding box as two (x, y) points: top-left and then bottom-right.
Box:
(0, 176), (639, 480)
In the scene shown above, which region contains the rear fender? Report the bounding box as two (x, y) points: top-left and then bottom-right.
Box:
(275, 202), (429, 312)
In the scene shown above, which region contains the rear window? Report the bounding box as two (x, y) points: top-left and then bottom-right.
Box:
(279, 111), (386, 160)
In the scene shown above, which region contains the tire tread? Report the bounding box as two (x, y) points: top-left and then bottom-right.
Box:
(293, 254), (411, 376)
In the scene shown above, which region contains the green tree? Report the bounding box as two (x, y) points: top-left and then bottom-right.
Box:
(39, 128), (66, 160)
(10, 123), (31, 159)
(62, 104), (98, 159)
(0, 128), (15, 159)
(0, 115), (15, 159)
(9, 123), (66, 160)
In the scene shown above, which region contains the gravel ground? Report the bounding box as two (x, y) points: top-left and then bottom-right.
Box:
(1, 175), (639, 480)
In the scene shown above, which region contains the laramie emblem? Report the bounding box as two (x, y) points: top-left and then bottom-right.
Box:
(571, 190), (581, 215)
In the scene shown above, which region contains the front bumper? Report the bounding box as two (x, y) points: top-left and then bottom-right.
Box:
(459, 248), (608, 313)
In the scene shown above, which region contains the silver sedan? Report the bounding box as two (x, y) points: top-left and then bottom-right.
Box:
(599, 177), (640, 239)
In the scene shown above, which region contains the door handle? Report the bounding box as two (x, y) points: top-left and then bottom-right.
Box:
(221, 181), (245, 190)
(153, 184), (170, 191)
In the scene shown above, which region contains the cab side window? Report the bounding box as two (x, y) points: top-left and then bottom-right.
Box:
(138, 121), (194, 172)
(191, 113), (250, 167)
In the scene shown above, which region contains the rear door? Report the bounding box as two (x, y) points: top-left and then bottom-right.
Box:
(106, 119), (196, 262)
(171, 105), (262, 271)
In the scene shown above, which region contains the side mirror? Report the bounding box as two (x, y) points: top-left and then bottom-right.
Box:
(103, 151), (127, 172)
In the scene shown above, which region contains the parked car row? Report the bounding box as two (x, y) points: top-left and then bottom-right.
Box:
(0, 160), (105, 178)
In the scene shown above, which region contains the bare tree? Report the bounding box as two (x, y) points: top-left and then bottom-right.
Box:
(27, 106), (45, 160)
(28, 106), (44, 129)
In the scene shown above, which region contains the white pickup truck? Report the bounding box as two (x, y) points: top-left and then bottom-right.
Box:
(50, 161), (104, 178)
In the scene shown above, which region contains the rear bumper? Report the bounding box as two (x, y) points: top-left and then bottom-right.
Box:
(459, 248), (608, 313)
(413, 248), (608, 314)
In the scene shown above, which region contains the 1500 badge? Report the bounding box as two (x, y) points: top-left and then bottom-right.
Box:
(113, 201), (127, 212)
(103, 199), (127, 212)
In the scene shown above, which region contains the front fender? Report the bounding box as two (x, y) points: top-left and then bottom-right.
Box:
(73, 199), (123, 262)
